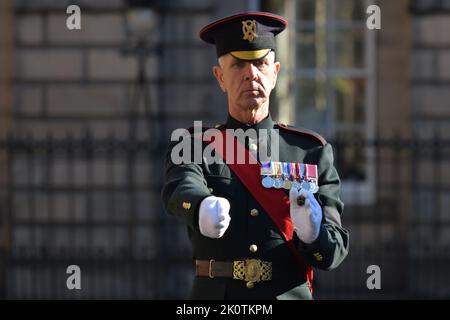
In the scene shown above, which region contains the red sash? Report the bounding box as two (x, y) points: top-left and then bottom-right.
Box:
(208, 129), (313, 293)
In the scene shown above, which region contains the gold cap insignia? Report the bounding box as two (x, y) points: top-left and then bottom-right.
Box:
(182, 202), (191, 210)
(242, 20), (257, 42)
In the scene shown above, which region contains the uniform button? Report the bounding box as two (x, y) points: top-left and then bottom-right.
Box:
(182, 202), (191, 210)
(249, 244), (258, 253)
(250, 209), (259, 217)
(313, 252), (323, 262)
(246, 281), (254, 289)
(249, 143), (258, 151)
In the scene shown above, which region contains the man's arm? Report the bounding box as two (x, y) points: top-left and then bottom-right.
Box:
(161, 140), (211, 230)
(297, 143), (350, 270)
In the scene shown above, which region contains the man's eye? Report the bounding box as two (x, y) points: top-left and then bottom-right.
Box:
(255, 60), (268, 69)
(234, 61), (246, 68)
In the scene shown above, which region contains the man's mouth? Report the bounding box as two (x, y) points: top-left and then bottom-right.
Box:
(242, 90), (260, 97)
(243, 88), (260, 93)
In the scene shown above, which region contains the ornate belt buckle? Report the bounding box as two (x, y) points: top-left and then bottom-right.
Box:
(233, 259), (272, 288)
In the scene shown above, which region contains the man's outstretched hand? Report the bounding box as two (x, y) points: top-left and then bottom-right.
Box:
(199, 196), (231, 239)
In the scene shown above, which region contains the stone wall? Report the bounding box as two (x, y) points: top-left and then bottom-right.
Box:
(3, 0), (247, 299)
(408, 0), (450, 297)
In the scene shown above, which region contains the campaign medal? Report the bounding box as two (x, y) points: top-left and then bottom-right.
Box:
(291, 163), (301, 190)
(306, 164), (319, 193)
(282, 162), (292, 190)
(292, 181), (301, 190)
(273, 162), (283, 189)
(300, 180), (311, 191)
(309, 183), (319, 193)
(261, 161), (274, 188)
(298, 163), (310, 191)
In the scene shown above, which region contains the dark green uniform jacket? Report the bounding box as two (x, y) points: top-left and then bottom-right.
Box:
(161, 114), (349, 300)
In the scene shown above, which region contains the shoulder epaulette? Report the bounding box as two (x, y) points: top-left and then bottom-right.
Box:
(276, 122), (326, 146)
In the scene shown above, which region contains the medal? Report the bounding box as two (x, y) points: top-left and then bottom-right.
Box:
(282, 162), (292, 189)
(262, 176), (274, 188)
(274, 179), (283, 189)
(299, 163), (305, 181)
(261, 161), (275, 188)
(309, 182), (319, 193)
(273, 162), (283, 189)
(305, 164), (319, 194)
(298, 163), (307, 191)
(300, 180), (310, 191)
(298, 163), (310, 191)
(291, 163), (301, 190)
(283, 180), (292, 189)
(260, 161), (273, 175)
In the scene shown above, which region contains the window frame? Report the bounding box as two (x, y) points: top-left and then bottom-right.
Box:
(274, 0), (377, 205)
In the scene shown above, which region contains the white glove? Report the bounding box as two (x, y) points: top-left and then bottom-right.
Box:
(289, 188), (323, 244)
(198, 196), (231, 239)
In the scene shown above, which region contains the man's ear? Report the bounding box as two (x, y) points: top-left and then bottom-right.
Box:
(272, 61), (281, 89)
(213, 65), (226, 93)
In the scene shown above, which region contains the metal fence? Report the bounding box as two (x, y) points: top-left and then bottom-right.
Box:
(0, 133), (449, 299)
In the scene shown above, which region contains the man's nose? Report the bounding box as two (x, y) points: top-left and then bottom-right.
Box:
(243, 62), (259, 81)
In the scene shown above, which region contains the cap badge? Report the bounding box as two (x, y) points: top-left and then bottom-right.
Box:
(242, 20), (257, 42)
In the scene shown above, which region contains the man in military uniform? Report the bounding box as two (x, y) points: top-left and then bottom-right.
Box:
(161, 12), (349, 300)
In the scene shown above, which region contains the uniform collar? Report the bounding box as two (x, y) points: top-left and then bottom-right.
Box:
(225, 113), (274, 131)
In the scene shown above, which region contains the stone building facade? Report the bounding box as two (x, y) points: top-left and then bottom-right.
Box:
(0, 0), (450, 299)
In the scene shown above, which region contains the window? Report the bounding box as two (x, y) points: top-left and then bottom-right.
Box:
(267, 0), (377, 204)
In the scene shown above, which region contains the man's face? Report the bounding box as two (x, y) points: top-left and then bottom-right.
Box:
(213, 51), (280, 112)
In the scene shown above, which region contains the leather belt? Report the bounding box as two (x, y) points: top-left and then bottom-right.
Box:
(196, 259), (272, 287)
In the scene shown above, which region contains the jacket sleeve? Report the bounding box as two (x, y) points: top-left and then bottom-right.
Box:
(297, 143), (350, 270)
(161, 139), (211, 230)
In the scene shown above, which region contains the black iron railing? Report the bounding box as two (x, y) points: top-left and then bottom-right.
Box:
(0, 134), (449, 299)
